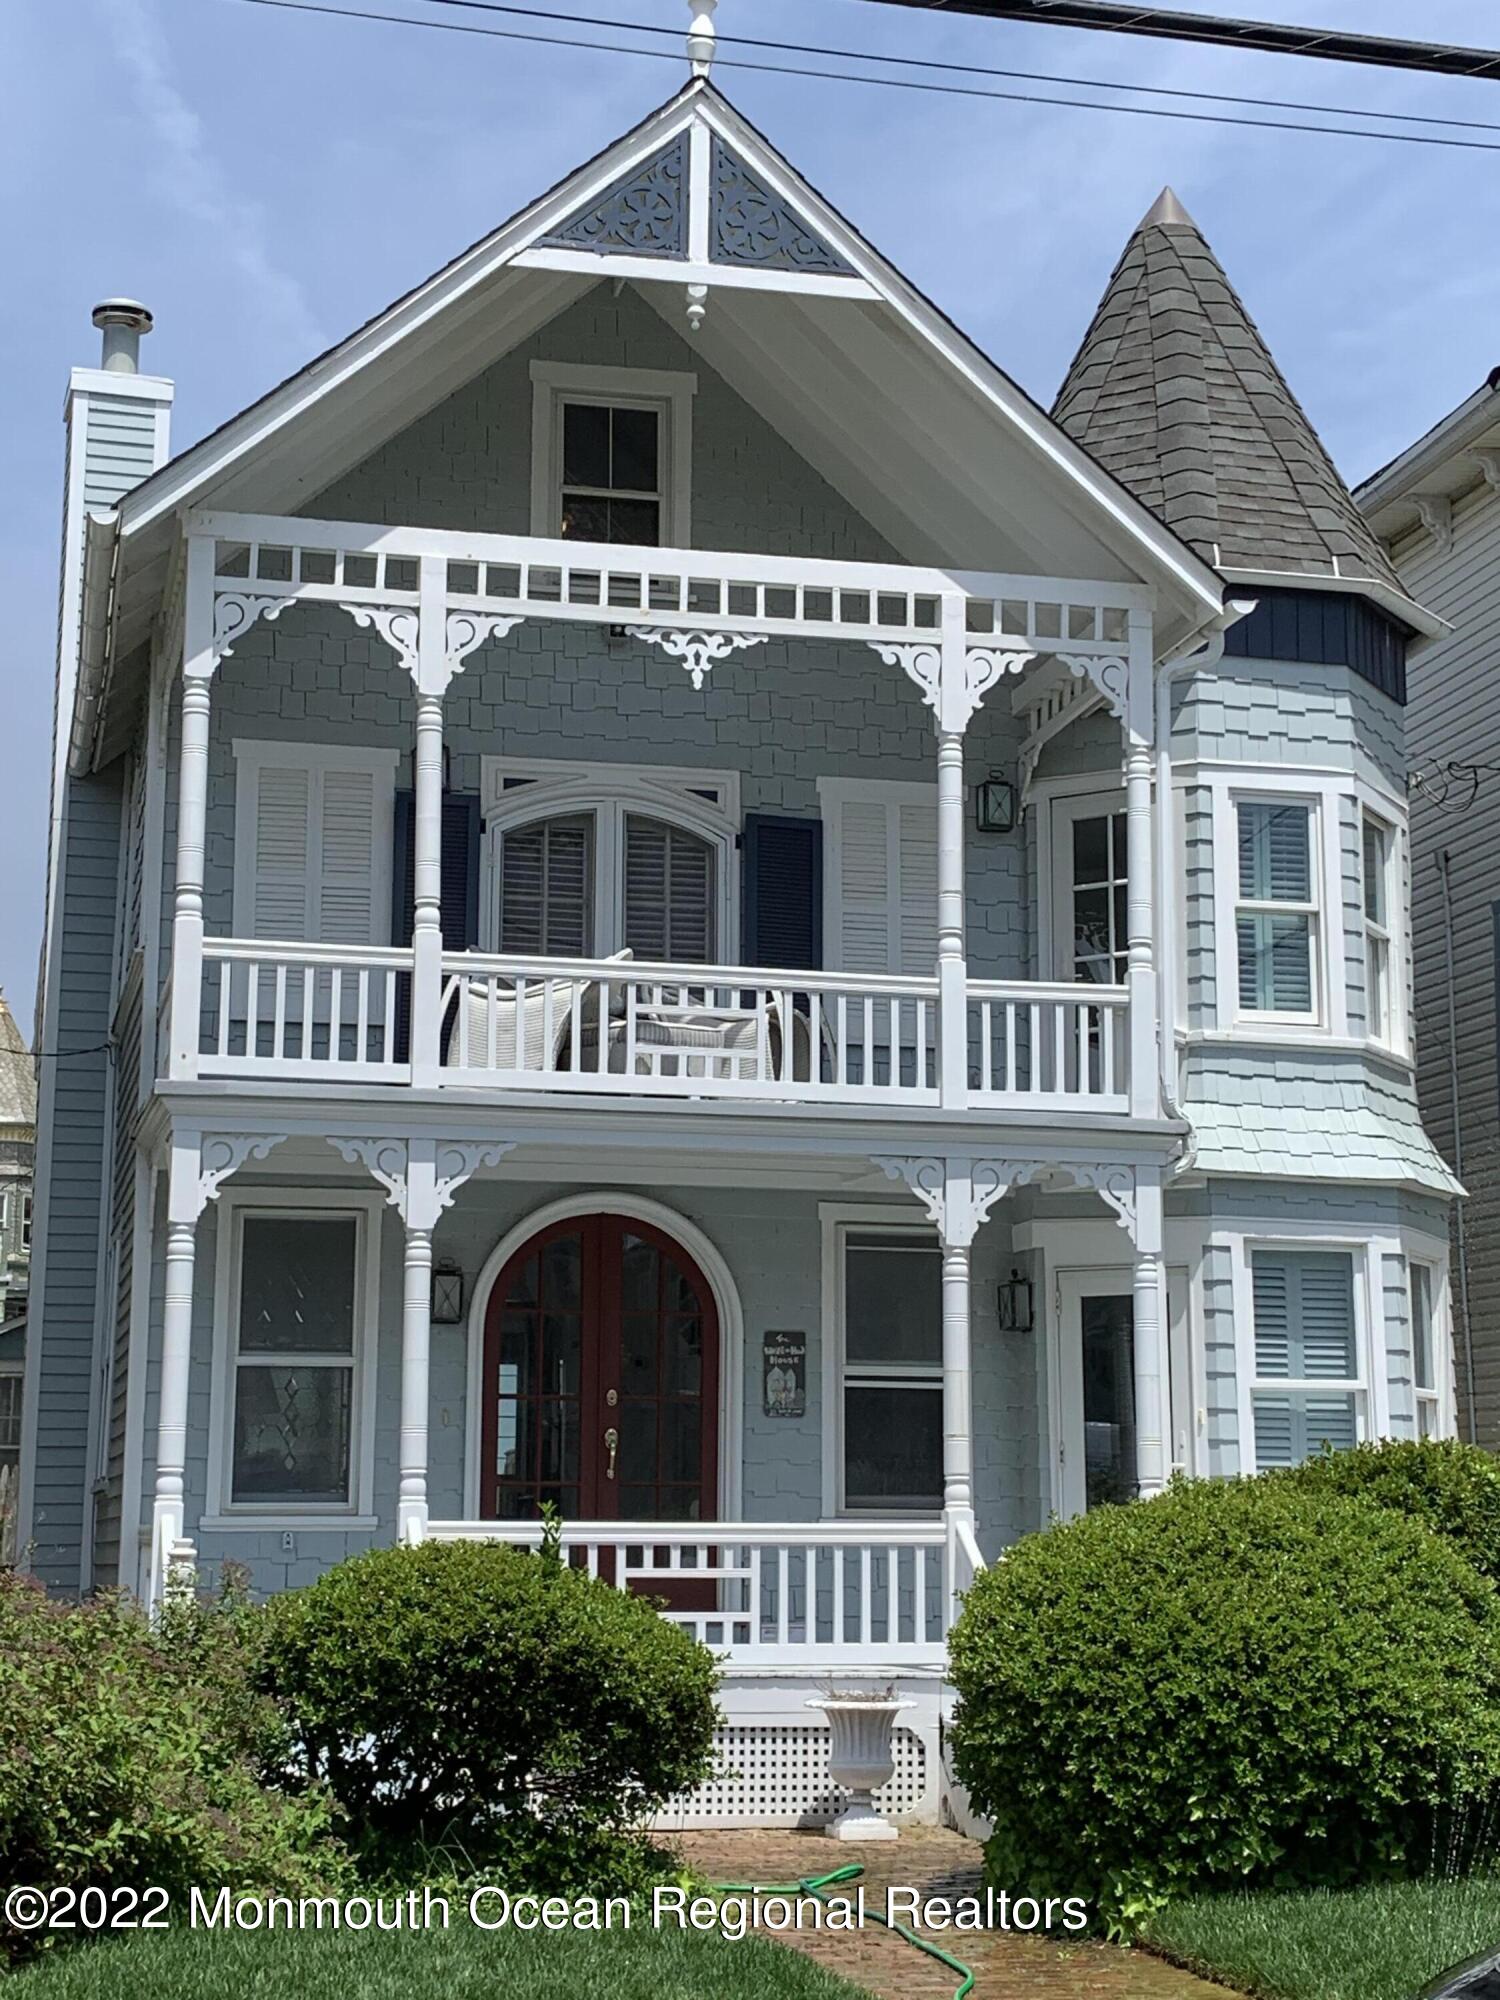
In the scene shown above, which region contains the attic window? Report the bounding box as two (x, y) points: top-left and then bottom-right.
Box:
(530, 361), (695, 546)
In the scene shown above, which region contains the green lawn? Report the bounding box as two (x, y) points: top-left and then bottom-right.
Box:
(1146, 1877), (1500, 2000)
(5, 1921), (873, 2000)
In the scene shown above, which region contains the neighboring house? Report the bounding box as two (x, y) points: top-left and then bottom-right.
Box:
(1359, 376), (1500, 1444)
(0, 990), (36, 1563)
(20, 42), (1456, 1827)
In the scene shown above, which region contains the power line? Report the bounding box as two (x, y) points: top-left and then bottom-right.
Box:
(223, 0), (1500, 152)
(853, 0), (1500, 81)
(397, 0), (1500, 136)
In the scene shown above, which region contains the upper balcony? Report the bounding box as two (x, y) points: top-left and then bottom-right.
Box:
(156, 508), (1164, 1126)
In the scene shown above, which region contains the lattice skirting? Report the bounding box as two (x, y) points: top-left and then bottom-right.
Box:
(658, 1725), (930, 1829)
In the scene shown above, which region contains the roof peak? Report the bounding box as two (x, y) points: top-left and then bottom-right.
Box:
(1138, 186), (1196, 231)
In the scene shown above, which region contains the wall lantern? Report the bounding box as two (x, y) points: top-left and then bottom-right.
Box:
(431, 1259), (466, 1325)
(975, 773), (1017, 834)
(997, 1269), (1034, 1335)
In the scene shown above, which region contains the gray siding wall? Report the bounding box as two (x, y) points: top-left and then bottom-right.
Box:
(1389, 483), (1500, 1441)
(26, 769), (122, 1589)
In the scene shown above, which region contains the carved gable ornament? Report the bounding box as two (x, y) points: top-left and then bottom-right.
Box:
(709, 140), (853, 274)
(538, 136), (688, 259)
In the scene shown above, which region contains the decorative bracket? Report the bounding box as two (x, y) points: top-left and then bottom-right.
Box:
(960, 648), (1035, 732)
(1415, 494), (1453, 554)
(1064, 1162), (1138, 1244)
(872, 642), (1034, 735)
(873, 1153), (1151, 1250)
(190, 1131), (288, 1217)
(624, 626), (767, 690)
(445, 611), (526, 690)
(1472, 449), (1500, 495)
(342, 603), (422, 681)
(328, 1135), (517, 1231)
(210, 592), (300, 670)
(871, 641), (940, 724)
(1055, 651), (1129, 725)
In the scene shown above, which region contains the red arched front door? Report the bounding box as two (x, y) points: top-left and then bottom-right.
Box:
(480, 1213), (720, 1522)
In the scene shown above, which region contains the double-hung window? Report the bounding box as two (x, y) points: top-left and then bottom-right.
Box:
(1249, 1249), (1362, 1468)
(530, 363), (695, 546)
(223, 1207), (373, 1514)
(839, 1231), (942, 1512)
(1362, 812), (1395, 1046)
(1235, 798), (1319, 1019)
(1410, 1261), (1443, 1438)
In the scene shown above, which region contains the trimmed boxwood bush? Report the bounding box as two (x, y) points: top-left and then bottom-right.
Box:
(949, 1478), (1500, 1934)
(0, 1571), (346, 1959)
(260, 1539), (719, 1880)
(1272, 1439), (1500, 1587)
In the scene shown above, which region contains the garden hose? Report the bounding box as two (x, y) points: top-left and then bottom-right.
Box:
(709, 1862), (976, 2000)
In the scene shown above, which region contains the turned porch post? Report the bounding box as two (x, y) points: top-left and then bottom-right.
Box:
(167, 534), (217, 1081)
(411, 558), (447, 1087)
(149, 1136), (201, 1610)
(936, 596), (970, 1111)
(1132, 1167), (1167, 1498)
(1124, 609), (1160, 1119)
(398, 1208), (435, 1546)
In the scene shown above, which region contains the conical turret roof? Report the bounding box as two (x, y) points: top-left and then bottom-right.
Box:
(0, 993), (36, 1132)
(1054, 188), (1401, 590)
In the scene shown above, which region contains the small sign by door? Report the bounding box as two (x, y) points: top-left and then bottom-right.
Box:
(763, 1332), (806, 1418)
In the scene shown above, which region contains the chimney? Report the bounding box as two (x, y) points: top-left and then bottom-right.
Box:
(90, 298), (154, 375)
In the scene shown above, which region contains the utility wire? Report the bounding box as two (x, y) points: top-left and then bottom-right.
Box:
(223, 0), (1500, 153)
(399, 0), (1500, 136)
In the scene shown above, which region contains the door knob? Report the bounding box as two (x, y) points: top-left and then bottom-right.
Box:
(604, 1426), (619, 1480)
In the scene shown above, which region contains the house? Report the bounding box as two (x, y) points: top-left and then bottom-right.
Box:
(0, 992), (34, 1563)
(1359, 375), (1500, 1444)
(19, 27), (1458, 1827)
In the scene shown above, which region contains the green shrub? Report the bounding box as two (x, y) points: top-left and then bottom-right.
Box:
(949, 1478), (1500, 1934)
(0, 1569), (347, 1959)
(1272, 1439), (1500, 1586)
(260, 1540), (719, 1879)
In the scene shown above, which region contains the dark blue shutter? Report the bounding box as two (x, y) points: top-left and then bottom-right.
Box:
(391, 791), (481, 1057)
(741, 814), (822, 969)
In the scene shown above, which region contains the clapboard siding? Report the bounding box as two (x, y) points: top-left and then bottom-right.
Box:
(91, 966), (142, 1589)
(28, 770), (122, 1589)
(1389, 476), (1500, 1441)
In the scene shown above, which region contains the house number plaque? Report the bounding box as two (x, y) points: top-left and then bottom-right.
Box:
(763, 1332), (806, 1418)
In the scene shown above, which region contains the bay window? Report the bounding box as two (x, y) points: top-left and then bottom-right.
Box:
(1362, 812), (1395, 1046)
(1248, 1248), (1362, 1469)
(1410, 1260), (1443, 1438)
(1235, 798), (1318, 1019)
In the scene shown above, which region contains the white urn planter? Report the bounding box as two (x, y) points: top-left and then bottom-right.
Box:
(807, 1693), (914, 1841)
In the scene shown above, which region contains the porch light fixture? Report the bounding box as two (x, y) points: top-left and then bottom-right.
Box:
(997, 1269), (1034, 1335)
(431, 1259), (466, 1325)
(975, 773), (1017, 834)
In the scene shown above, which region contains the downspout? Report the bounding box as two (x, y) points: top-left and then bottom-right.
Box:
(1437, 847), (1478, 1442)
(1154, 600), (1257, 1162)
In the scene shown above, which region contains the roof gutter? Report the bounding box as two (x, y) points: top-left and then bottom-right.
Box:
(1215, 561), (1447, 642)
(68, 510), (120, 778)
(1356, 369), (1500, 513)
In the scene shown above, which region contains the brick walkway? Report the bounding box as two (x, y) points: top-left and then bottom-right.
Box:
(671, 1829), (1225, 2000)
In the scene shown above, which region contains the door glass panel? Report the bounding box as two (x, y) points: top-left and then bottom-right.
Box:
(1081, 1293), (1135, 1507)
(663, 1314), (703, 1395)
(1069, 811), (1128, 983)
(490, 1229), (583, 1517)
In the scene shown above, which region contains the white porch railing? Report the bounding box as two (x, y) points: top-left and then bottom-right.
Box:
(424, 1519), (951, 1667)
(186, 942), (1132, 1111)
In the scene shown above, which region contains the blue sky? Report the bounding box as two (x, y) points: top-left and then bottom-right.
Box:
(4, 0), (1499, 1035)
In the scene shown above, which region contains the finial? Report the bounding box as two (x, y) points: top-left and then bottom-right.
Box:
(1139, 186), (1196, 231)
(687, 0), (716, 76)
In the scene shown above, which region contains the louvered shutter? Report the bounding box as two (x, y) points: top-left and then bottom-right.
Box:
(391, 792), (481, 949)
(624, 815), (715, 963)
(741, 814), (822, 969)
(499, 814), (594, 957)
(1238, 802), (1311, 903)
(830, 791), (939, 976)
(317, 767), (380, 943)
(250, 766), (313, 938)
(1250, 1250), (1358, 1469)
(1236, 801), (1314, 1013)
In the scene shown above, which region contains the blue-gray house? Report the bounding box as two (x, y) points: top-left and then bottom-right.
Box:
(19, 66), (1457, 1827)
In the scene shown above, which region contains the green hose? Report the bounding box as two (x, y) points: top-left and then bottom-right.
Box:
(709, 1862), (975, 2000)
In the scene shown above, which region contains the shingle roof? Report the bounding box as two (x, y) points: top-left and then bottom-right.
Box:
(0, 994), (35, 1133)
(1054, 188), (1402, 591)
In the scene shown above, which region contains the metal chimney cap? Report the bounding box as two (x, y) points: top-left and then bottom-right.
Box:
(91, 298), (153, 334)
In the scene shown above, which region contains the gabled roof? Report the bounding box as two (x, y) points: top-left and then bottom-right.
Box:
(1053, 187), (1407, 604)
(0, 994), (35, 1133)
(100, 80), (1225, 689)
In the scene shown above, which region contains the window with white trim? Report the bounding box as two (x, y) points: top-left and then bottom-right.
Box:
(1362, 811), (1395, 1047)
(231, 742), (397, 944)
(839, 1230), (942, 1512)
(1249, 1248), (1363, 1468)
(225, 1209), (370, 1511)
(1235, 798), (1319, 1019)
(530, 362), (695, 546)
(1410, 1260), (1443, 1438)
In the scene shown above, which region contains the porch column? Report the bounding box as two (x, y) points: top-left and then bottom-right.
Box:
(936, 596), (969, 1111)
(939, 1233), (975, 1519)
(398, 1224), (434, 1545)
(1125, 609), (1159, 1119)
(150, 1136), (201, 1611)
(167, 534), (216, 1081)
(1132, 1168), (1167, 1497)
(411, 557), (447, 1087)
